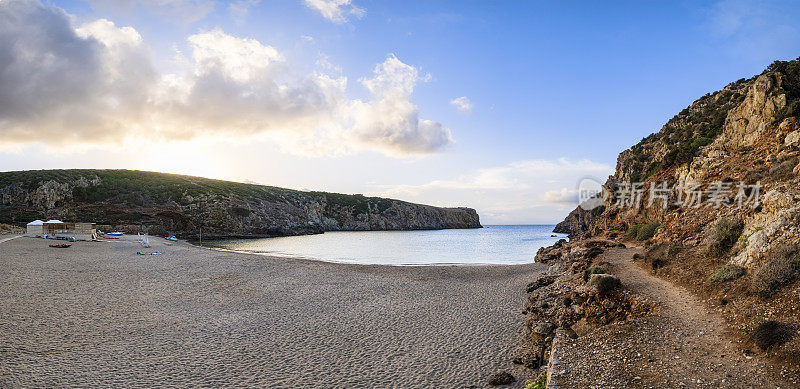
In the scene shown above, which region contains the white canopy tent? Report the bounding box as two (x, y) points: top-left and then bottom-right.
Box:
(26, 220), (44, 235)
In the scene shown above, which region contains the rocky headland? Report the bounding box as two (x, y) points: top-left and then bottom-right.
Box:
(510, 57), (800, 387)
(0, 169), (481, 239)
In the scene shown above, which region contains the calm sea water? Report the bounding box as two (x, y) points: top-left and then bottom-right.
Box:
(207, 225), (567, 266)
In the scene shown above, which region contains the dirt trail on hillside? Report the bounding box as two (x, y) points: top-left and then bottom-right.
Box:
(548, 246), (799, 388)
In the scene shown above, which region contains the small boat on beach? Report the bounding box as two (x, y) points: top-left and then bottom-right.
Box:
(49, 244), (71, 248)
(103, 236), (119, 240)
(107, 232), (124, 236)
(165, 236), (178, 241)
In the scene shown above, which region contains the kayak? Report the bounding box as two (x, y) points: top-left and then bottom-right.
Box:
(103, 236), (119, 240)
(165, 236), (178, 241)
(137, 251), (161, 255)
(107, 232), (124, 236)
(49, 244), (71, 248)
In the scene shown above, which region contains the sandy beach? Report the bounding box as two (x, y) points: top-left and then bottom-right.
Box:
(0, 234), (543, 388)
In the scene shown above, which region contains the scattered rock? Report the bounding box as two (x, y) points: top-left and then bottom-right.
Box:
(526, 275), (556, 293)
(533, 321), (557, 336)
(784, 130), (800, 147)
(487, 371), (516, 386)
(511, 351), (541, 369)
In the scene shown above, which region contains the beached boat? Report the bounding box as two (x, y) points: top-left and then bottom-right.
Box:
(49, 244), (71, 248)
(103, 236), (119, 240)
(107, 232), (124, 236)
(165, 236), (178, 241)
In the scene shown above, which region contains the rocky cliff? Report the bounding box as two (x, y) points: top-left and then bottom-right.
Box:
(557, 57), (800, 264)
(0, 170), (481, 238)
(544, 57), (800, 365)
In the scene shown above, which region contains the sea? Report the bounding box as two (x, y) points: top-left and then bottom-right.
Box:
(206, 225), (567, 266)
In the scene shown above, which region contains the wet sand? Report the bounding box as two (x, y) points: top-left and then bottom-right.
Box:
(0, 234), (543, 388)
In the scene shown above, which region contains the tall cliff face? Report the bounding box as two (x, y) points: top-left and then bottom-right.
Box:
(538, 58), (800, 374)
(0, 170), (481, 238)
(556, 57), (800, 267)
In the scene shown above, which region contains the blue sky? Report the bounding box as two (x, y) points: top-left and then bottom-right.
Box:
(1, 0), (800, 223)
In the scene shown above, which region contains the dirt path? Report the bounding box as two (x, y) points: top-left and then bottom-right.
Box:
(548, 246), (799, 388)
(0, 235), (20, 244)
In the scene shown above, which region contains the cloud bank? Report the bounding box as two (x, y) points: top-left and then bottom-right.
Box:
(0, 0), (449, 157)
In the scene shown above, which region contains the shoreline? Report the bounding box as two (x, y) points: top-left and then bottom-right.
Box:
(196, 243), (547, 268)
(194, 225), (566, 267)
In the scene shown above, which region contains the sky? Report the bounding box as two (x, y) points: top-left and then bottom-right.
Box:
(1, 0), (800, 224)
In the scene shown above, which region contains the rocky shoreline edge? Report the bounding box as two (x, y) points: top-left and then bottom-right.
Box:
(489, 232), (800, 388)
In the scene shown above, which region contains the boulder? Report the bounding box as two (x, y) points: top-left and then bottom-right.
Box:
(487, 371), (516, 386)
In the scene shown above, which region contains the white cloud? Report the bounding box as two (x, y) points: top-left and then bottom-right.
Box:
(350, 55), (453, 155)
(540, 188), (578, 205)
(0, 1), (450, 157)
(303, 0), (365, 24)
(450, 96), (473, 115)
(373, 158), (613, 224)
(0, 0), (156, 146)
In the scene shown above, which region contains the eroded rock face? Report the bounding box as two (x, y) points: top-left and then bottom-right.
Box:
(0, 170), (481, 238)
(731, 190), (800, 268)
(553, 205), (605, 238)
(722, 74), (787, 147)
(553, 59), (800, 257)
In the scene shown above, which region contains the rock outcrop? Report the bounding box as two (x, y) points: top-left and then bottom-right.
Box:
(530, 57), (800, 387)
(552, 204), (605, 238)
(0, 170), (481, 238)
(555, 57), (800, 262)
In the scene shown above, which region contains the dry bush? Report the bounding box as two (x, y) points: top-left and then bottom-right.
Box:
(583, 266), (607, 282)
(589, 274), (621, 297)
(751, 245), (800, 297)
(707, 217), (744, 258)
(0, 223), (23, 234)
(708, 264), (746, 284)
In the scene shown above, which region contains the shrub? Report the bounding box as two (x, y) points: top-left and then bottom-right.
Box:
(707, 217), (744, 258)
(665, 244), (683, 257)
(636, 222), (661, 241)
(751, 245), (800, 296)
(231, 207), (251, 217)
(650, 257), (666, 271)
(523, 369), (548, 389)
(752, 321), (794, 351)
(625, 224), (642, 239)
(589, 274), (621, 297)
(625, 222), (661, 241)
(583, 266), (607, 282)
(708, 264), (746, 284)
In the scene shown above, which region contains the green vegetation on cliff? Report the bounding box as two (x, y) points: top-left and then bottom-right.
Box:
(0, 169), (481, 238)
